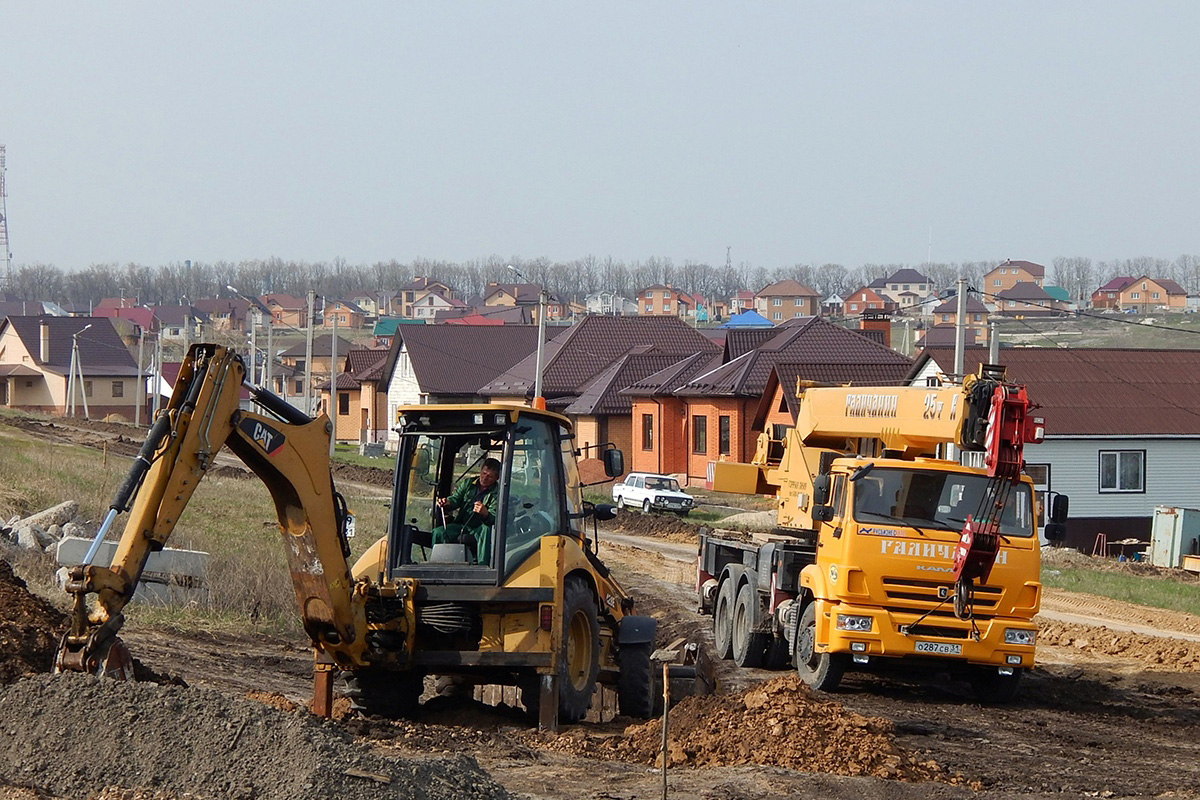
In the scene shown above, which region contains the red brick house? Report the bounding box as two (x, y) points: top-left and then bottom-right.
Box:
(984, 259), (1045, 294)
(842, 286), (893, 317)
(753, 279), (821, 323)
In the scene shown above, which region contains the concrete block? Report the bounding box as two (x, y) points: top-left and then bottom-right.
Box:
(16, 526), (43, 550)
(55, 536), (210, 607)
(18, 501), (79, 531)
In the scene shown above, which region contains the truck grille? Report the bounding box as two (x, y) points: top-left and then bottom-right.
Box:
(882, 577), (1002, 613)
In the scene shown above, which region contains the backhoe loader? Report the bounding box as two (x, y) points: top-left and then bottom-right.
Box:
(55, 343), (691, 728)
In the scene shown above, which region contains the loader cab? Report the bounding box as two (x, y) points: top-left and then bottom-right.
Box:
(387, 406), (583, 584)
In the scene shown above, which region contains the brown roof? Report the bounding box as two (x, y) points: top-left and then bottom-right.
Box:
(996, 281), (1054, 302)
(1, 316), (138, 375)
(723, 328), (780, 360)
(382, 324), (543, 397)
(279, 334), (356, 358)
(345, 348), (388, 383)
(933, 295), (989, 314)
(995, 259), (1046, 277)
(913, 347), (1200, 436)
(675, 317), (911, 397)
(620, 352), (723, 397)
(758, 360), (917, 426)
(756, 279), (820, 297)
(565, 353), (706, 415)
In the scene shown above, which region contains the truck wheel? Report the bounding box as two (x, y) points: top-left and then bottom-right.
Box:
(344, 669), (424, 718)
(794, 603), (844, 692)
(968, 666), (1021, 704)
(617, 642), (656, 718)
(642, 499), (652, 513)
(732, 583), (768, 668)
(712, 579), (735, 660)
(559, 577), (601, 723)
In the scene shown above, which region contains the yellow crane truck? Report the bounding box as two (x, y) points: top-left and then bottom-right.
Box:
(55, 343), (680, 728)
(701, 365), (1068, 702)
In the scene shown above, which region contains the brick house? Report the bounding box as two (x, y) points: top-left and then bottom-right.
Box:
(322, 299), (367, 330)
(984, 259), (1045, 295)
(1118, 276), (1187, 313)
(0, 316), (143, 419)
(1090, 277), (1135, 311)
(877, 268), (933, 310)
(261, 293), (308, 329)
(395, 277), (453, 318)
(483, 283), (566, 321)
(842, 286), (894, 317)
(625, 317), (913, 481)
(636, 285), (696, 318)
(275, 333), (356, 408)
(994, 282), (1062, 316)
(316, 347), (389, 444)
(931, 293), (989, 336)
(753, 279), (821, 323)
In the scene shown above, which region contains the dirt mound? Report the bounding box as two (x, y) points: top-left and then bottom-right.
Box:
(0, 561), (67, 684)
(539, 674), (956, 783)
(332, 463), (393, 487)
(1039, 620), (1200, 669)
(610, 510), (701, 543)
(0, 673), (510, 800)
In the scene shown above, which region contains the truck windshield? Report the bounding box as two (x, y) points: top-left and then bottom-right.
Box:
(852, 467), (1034, 537)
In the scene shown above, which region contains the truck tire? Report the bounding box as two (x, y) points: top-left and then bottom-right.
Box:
(559, 576), (601, 723)
(732, 583), (769, 668)
(794, 603), (844, 692)
(617, 642), (656, 718)
(712, 578), (736, 660)
(344, 669), (424, 718)
(968, 666), (1021, 704)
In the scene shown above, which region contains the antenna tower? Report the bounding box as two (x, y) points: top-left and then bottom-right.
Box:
(0, 145), (10, 291)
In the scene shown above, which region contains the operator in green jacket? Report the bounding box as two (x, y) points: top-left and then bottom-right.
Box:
(432, 457), (501, 563)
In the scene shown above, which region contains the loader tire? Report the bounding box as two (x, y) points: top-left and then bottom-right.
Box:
(712, 578), (735, 660)
(345, 669), (423, 718)
(794, 603), (844, 692)
(732, 583), (769, 668)
(559, 576), (601, 723)
(617, 642), (656, 718)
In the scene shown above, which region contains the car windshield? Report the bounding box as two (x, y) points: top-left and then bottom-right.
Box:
(852, 467), (1034, 537)
(645, 477), (680, 491)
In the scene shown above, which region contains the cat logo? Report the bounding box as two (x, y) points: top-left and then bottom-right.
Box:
(239, 418), (285, 456)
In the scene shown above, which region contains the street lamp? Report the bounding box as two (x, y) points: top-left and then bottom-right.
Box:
(67, 323), (93, 419)
(507, 265), (547, 409)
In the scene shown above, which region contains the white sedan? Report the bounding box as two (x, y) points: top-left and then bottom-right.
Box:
(612, 472), (695, 515)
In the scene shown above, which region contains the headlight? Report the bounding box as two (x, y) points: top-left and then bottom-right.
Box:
(836, 614), (872, 632)
(1004, 628), (1036, 646)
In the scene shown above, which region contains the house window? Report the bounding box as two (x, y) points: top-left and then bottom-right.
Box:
(793, 297), (801, 304)
(794, 311), (803, 317)
(338, 393), (350, 415)
(111, 381), (124, 398)
(83, 381), (93, 397)
(692, 415), (707, 454)
(1153, 292), (1160, 299)
(295, 380), (303, 394)
(903, 284), (910, 290)
(772, 312), (782, 321)
(941, 314), (950, 323)
(645, 305), (652, 313)
(1142, 283), (1148, 290)
(1099, 450), (1144, 493)
(849, 303), (858, 311)
(662, 291), (670, 299)
(993, 279), (1001, 286)
(773, 298), (782, 306)
(645, 291), (653, 299)
(718, 415), (731, 455)
(642, 414), (653, 450)
(1131, 292), (1140, 299)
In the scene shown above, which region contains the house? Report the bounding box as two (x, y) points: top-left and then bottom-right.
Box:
(0, 316), (143, 420)
(378, 325), (544, 451)
(194, 297), (268, 333)
(153, 305), (207, 343)
(483, 283), (566, 321)
(842, 286), (894, 317)
(480, 315), (718, 461)
(1091, 277), (1135, 311)
(396, 277), (453, 318)
(436, 305), (532, 325)
(625, 316), (913, 481)
(911, 346), (1200, 551)
(729, 290), (755, 316)
(931, 293), (989, 336)
(1117, 276), (1187, 313)
(984, 259), (1045, 296)
(584, 292), (638, 316)
(410, 290), (465, 320)
(821, 293), (844, 317)
(275, 333), (357, 410)
(261, 293), (309, 329)
(315, 347), (390, 444)
(877, 268), (933, 310)
(994, 282), (1061, 316)
(322, 299), (367, 330)
(636, 285), (696, 318)
(753, 280), (821, 323)
(372, 317), (424, 349)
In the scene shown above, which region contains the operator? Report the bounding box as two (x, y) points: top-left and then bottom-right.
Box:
(432, 457), (501, 563)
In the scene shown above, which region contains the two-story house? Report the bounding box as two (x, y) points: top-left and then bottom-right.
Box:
(395, 277), (453, 318)
(322, 299), (367, 329)
(930, 293), (989, 335)
(984, 259), (1045, 296)
(877, 268), (933, 310)
(994, 282), (1060, 316)
(261, 293), (309, 329)
(636, 285), (696, 318)
(753, 280), (821, 323)
(483, 283), (566, 321)
(1118, 276), (1187, 313)
(841, 286), (894, 317)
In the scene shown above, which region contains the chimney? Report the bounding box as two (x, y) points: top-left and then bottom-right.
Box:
(40, 321), (51, 363)
(860, 311), (892, 349)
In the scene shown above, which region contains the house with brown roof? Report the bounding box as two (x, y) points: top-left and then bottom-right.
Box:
(993, 282), (1062, 316)
(194, 297), (267, 333)
(1090, 277), (1135, 311)
(911, 346), (1200, 552)
(322, 299), (367, 330)
(395, 277), (453, 318)
(1117, 276), (1187, 313)
(930, 293), (989, 335)
(984, 259), (1045, 294)
(315, 347), (390, 443)
(753, 280), (821, 322)
(261, 293), (308, 329)
(842, 286), (893, 317)
(410, 290), (465, 320)
(480, 316), (718, 460)
(625, 317), (913, 481)
(636, 285), (698, 319)
(276, 333), (356, 410)
(0, 316), (143, 419)
(483, 283), (566, 321)
(877, 268), (933, 310)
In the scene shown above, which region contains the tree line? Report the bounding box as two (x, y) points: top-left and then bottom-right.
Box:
(5, 253), (1200, 310)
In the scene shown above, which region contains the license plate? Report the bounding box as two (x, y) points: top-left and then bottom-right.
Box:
(914, 640), (962, 656)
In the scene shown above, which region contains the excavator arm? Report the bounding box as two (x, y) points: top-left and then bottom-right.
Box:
(56, 344), (368, 676)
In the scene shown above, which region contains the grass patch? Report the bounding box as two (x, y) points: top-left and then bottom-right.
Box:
(332, 443), (395, 469)
(1041, 565), (1200, 617)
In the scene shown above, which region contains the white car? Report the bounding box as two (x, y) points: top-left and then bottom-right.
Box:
(612, 472), (695, 515)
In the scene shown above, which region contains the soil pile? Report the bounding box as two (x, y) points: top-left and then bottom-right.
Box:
(0, 673), (510, 800)
(0, 560), (67, 683)
(610, 510), (701, 543)
(1039, 619), (1200, 669)
(541, 674), (953, 783)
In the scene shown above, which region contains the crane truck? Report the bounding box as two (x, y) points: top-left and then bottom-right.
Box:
(700, 365), (1068, 702)
(55, 343), (684, 728)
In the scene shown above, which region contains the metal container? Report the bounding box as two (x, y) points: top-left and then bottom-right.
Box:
(1150, 506), (1200, 568)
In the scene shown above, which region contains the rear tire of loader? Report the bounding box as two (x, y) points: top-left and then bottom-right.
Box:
(345, 670), (424, 718)
(712, 578), (735, 660)
(732, 583), (769, 668)
(617, 642), (656, 718)
(794, 603), (844, 692)
(559, 577), (601, 723)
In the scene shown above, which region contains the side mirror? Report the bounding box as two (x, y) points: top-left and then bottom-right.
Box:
(812, 505), (834, 522)
(1049, 494), (1069, 523)
(1044, 522), (1066, 544)
(812, 474), (831, 505)
(603, 448), (624, 478)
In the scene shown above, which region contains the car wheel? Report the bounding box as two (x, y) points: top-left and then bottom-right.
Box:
(642, 499), (652, 513)
(616, 496), (625, 510)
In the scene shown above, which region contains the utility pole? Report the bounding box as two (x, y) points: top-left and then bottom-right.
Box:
(152, 333), (163, 418)
(329, 308), (338, 459)
(0, 145), (11, 292)
(265, 318), (273, 392)
(305, 290), (315, 416)
(135, 327), (145, 426)
(249, 309), (259, 385)
(182, 295), (190, 355)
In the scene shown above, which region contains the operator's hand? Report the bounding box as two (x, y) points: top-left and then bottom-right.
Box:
(472, 501), (487, 516)
(436, 497), (449, 508)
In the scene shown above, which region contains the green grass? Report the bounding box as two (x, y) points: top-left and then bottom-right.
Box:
(1041, 565), (1200, 617)
(332, 443), (395, 469)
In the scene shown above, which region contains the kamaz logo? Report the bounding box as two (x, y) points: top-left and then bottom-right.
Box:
(240, 418), (285, 456)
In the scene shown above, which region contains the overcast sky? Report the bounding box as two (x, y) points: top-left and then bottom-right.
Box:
(3, 2), (1198, 271)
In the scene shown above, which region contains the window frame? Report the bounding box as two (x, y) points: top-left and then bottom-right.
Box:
(1098, 449), (1145, 493)
(692, 414), (708, 454)
(718, 415), (731, 456)
(641, 413), (654, 450)
(111, 380), (124, 398)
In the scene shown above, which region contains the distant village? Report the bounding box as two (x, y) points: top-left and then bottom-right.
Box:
(2, 257), (1197, 552)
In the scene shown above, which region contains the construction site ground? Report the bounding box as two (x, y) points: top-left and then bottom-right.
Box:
(2, 416), (1200, 799)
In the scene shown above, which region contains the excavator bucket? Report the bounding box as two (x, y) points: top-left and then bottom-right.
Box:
(655, 638), (716, 701)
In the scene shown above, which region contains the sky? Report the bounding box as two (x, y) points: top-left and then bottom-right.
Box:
(2, 2), (1198, 272)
